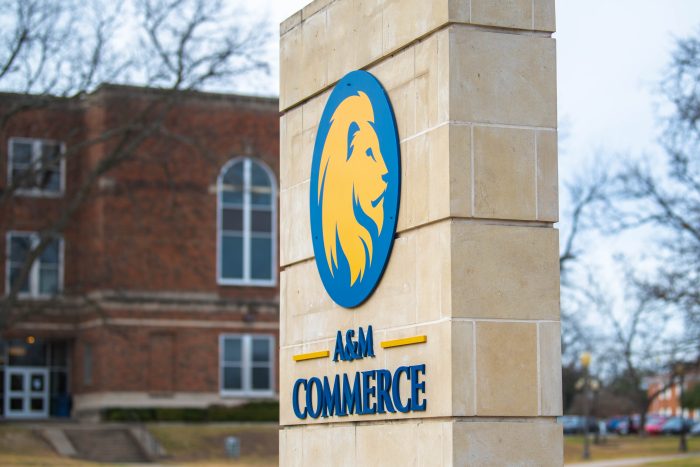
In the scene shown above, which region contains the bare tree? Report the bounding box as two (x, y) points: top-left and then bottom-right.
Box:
(557, 160), (614, 366)
(609, 30), (700, 343)
(571, 268), (692, 429)
(0, 0), (270, 328)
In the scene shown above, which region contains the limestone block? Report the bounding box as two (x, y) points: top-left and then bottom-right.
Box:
(448, 124), (472, 218)
(475, 321), (538, 416)
(351, 232), (419, 329)
(280, 107), (303, 191)
(534, 0), (556, 32)
(356, 422), (418, 466)
(451, 222), (560, 320)
(326, 0), (384, 85)
(281, 221), (452, 346)
(280, 0), (556, 111)
(369, 46), (416, 141)
(284, 419), (563, 465)
(279, 427), (303, 467)
(301, 425), (333, 465)
(415, 29), (450, 134)
(448, 0), (470, 23)
(452, 419), (564, 465)
(383, 322), (452, 416)
(302, 0), (334, 20)
(279, 181), (313, 268)
(415, 220), (452, 322)
(285, 420), (454, 465)
(449, 27), (556, 128)
(280, 25), (302, 111)
(280, 317), (460, 425)
(537, 129), (559, 222)
(397, 126), (450, 231)
(473, 125), (536, 220)
(382, 0), (448, 55)
(280, 10), (302, 36)
(280, 260), (347, 346)
(280, 339), (333, 426)
(451, 320), (475, 416)
(418, 421), (454, 467)
(471, 0), (533, 30)
(280, 90), (331, 191)
(539, 321), (563, 416)
(354, 221), (452, 327)
(301, 11), (328, 101)
(279, 272), (299, 345)
(327, 425), (357, 466)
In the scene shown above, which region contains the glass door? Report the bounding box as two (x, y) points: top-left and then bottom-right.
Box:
(4, 367), (49, 419)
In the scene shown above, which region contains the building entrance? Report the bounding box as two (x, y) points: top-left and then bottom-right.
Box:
(4, 367), (49, 419)
(0, 338), (71, 419)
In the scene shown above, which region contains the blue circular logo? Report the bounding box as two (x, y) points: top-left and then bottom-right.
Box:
(309, 70), (401, 308)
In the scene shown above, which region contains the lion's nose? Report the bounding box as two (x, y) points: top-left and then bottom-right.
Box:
(382, 173), (390, 183)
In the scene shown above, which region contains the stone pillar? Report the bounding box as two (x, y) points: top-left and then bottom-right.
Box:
(279, 0), (562, 465)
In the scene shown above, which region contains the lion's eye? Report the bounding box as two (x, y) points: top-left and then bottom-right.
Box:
(365, 147), (376, 161)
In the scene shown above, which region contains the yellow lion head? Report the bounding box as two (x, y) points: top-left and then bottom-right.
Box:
(317, 91), (389, 286)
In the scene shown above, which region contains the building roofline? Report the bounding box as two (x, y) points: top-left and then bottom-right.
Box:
(91, 83), (279, 107)
(0, 83), (279, 108)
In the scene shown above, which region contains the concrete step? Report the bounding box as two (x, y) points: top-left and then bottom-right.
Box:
(65, 428), (149, 463)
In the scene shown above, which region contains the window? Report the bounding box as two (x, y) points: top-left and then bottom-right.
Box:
(8, 137), (64, 195)
(220, 334), (274, 396)
(6, 232), (63, 297)
(217, 158), (276, 286)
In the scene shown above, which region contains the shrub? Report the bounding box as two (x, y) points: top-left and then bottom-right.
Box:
(103, 401), (279, 423)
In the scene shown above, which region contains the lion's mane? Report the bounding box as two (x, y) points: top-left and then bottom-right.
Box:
(317, 91), (386, 286)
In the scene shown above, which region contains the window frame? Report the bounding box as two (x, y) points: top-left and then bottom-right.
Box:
(216, 157), (277, 287)
(219, 334), (275, 397)
(5, 231), (64, 299)
(7, 137), (66, 197)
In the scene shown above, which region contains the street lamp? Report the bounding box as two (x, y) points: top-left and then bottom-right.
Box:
(580, 352), (592, 460)
(674, 362), (688, 453)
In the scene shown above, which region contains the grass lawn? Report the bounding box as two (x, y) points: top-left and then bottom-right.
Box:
(0, 423), (278, 466)
(643, 459), (700, 466)
(2, 423), (699, 466)
(564, 434), (700, 464)
(148, 422), (278, 465)
(0, 425), (100, 466)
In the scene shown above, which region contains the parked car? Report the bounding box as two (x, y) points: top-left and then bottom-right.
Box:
(607, 416), (626, 433)
(691, 422), (700, 436)
(558, 416), (599, 435)
(616, 415), (641, 435)
(645, 416), (668, 435)
(661, 417), (695, 435)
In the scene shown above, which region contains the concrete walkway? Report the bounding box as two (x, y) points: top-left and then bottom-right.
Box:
(567, 452), (700, 467)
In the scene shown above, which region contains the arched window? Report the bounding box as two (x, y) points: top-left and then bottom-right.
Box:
(217, 158), (276, 286)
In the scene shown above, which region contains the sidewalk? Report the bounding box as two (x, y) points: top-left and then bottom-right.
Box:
(567, 452), (700, 467)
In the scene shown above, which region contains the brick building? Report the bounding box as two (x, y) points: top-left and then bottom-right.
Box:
(647, 370), (700, 420)
(0, 85), (280, 419)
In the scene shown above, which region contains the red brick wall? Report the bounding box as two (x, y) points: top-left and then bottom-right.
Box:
(71, 320), (279, 395)
(1, 87), (282, 405)
(1, 87), (280, 301)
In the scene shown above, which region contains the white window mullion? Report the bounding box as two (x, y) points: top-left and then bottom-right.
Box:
(243, 158), (251, 282)
(30, 234), (40, 296)
(243, 335), (251, 393)
(217, 180), (223, 282)
(32, 141), (41, 189)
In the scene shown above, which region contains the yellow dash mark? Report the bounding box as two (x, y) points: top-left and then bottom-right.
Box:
(293, 350), (330, 362)
(380, 335), (427, 349)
